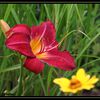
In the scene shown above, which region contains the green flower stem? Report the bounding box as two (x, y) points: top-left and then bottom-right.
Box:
(38, 74), (47, 96)
(17, 56), (23, 96)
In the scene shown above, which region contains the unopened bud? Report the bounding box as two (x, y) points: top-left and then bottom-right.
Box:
(0, 19), (10, 36)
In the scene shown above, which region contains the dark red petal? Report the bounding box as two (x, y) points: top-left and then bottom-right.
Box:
(41, 49), (76, 71)
(5, 32), (34, 57)
(24, 57), (44, 74)
(44, 40), (58, 52)
(6, 24), (31, 37)
(31, 20), (56, 47)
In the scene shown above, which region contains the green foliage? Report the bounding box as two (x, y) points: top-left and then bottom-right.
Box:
(0, 4), (100, 96)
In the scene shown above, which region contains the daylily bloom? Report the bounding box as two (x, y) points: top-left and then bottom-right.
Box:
(53, 68), (99, 94)
(0, 19), (76, 74)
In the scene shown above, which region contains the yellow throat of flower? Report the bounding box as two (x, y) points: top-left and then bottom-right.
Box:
(30, 37), (42, 55)
(30, 37), (48, 59)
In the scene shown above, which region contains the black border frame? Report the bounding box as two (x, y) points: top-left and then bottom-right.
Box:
(0, 0), (100, 98)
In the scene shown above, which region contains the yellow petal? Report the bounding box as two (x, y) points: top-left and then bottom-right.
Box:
(82, 84), (94, 90)
(87, 76), (99, 85)
(76, 68), (90, 83)
(53, 77), (70, 88)
(60, 87), (81, 94)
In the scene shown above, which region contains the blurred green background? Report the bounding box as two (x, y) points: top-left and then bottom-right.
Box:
(0, 4), (100, 96)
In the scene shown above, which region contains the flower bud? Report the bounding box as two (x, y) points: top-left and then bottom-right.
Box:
(0, 19), (10, 37)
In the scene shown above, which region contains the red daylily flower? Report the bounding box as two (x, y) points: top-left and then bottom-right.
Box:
(1, 20), (76, 74)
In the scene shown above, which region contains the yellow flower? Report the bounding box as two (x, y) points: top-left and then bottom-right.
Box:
(53, 68), (99, 94)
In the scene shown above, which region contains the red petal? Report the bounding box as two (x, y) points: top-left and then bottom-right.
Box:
(31, 20), (56, 47)
(6, 24), (31, 37)
(41, 49), (76, 70)
(24, 58), (44, 74)
(5, 32), (34, 57)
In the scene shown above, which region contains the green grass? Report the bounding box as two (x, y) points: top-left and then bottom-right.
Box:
(0, 4), (100, 96)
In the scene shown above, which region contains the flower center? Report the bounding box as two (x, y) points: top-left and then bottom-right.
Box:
(69, 78), (81, 89)
(30, 37), (42, 55)
(30, 37), (48, 59)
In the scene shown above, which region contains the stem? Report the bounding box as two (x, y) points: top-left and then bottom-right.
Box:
(38, 74), (47, 96)
(16, 57), (23, 96)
